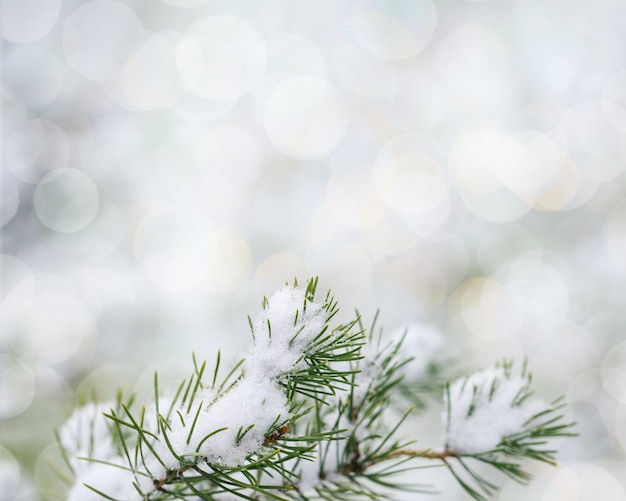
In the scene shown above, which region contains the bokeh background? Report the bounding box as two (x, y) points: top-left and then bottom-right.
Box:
(3, 0), (626, 499)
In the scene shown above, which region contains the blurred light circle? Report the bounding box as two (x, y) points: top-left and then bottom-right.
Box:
(2, 0), (62, 43)
(169, 124), (264, 187)
(326, 138), (386, 228)
(601, 340), (626, 403)
(389, 69), (449, 133)
(459, 185), (531, 223)
(62, 0), (145, 82)
(202, 230), (252, 295)
(612, 401), (626, 452)
(542, 464), (625, 500)
(476, 224), (540, 275)
(127, 148), (197, 203)
(251, 33), (328, 108)
(255, 253), (309, 285)
(182, 16), (266, 102)
(605, 200), (626, 273)
(603, 69), (626, 111)
(121, 32), (187, 110)
(385, 252), (447, 313)
(0, 175), (19, 227)
(175, 34), (204, 90)
(34, 443), (70, 501)
(328, 44), (398, 102)
(451, 128), (503, 196)
(372, 134), (449, 215)
(3, 45), (65, 109)
(560, 100), (626, 184)
(493, 130), (566, 195)
(34, 168), (100, 233)
(437, 24), (513, 111)
(160, 0), (208, 6)
(324, 244), (376, 311)
(325, 173), (385, 228)
(254, 168), (324, 235)
(0, 255), (35, 320)
(4, 119), (71, 184)
(362, 216), (416, 255)
(452, 130), (533, 218)
(134, 210), (218, 293)
(138, 222), (251, 295)
(264, 76), (349, 159)
(403, 198), (451, 237)
(21, 291), (95, 364)
(71, 268), (136, 315)
(520, 157), (580, 211)
(0, 355), (35, 419)
(170, 93), (236, 123)
(350, 0), (437, 61)
(69, 201), (126, 260)
(504, 252), (569, 316)
(0, 446), (20, 498)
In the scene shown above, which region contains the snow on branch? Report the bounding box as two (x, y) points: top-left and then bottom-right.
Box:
(54, 279), (575, 501)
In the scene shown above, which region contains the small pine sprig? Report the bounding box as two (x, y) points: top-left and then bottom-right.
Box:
(285, 316), (433, 499)
(437, 360), (577, 501)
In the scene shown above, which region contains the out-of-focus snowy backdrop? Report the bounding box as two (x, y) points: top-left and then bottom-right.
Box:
(2, 0), (626, 499)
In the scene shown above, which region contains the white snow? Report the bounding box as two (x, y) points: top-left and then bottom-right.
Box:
(59, 285), (332, 497)
(59, 402), (143, 501)
(58, 402), (116, 467)
(149, 286), (328, 469)
(443, 366), (547, 454)
(245, 286), (327, 381)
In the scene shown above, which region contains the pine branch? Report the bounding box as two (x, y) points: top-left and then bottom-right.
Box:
(54, 278), (575, 501)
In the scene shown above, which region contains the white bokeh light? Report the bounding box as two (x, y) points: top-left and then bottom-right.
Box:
(0, 446), (20, 499)
(438, 24), (514, 112)
(1, 175), (19, 227)
(264, 76), (349, 159)
(159, 0), (208, 6)
(62, 0), (145, 82)
(34, 168), (100, 233)
(372, 134), (450, 215)
(120, 32), (189, 110)
(20, 289), (95, 364)
(182, 16), (266, 103)
(493, 130), (566, 196)
(451, 127), (533, 222)
(0, 255), (35, 321)
(3, 44), (65, 110)
(0, 355), (36, 419)
(250, 32), (328, 113)
(4, 119), (71, 184)
(501, 252), (570, 317)
(329, 43), (398, 102)
(605, 200), (626, 273)
(349, 0), (437, 61)
(560, 100), (626, 199)
(2, 0), (62, 43)
(542, 463), (625, 501)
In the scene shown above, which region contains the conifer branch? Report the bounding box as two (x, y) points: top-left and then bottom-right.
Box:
(54, 278), (575, 501)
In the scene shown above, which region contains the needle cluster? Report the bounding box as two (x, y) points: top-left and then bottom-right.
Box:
(54, 278), (575, 501)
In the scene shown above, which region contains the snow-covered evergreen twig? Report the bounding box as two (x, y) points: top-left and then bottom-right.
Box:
(54, 278), (575, 501)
